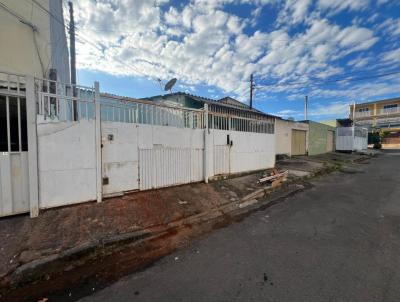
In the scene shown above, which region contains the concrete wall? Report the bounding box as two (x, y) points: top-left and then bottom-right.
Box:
(307, 121), (336, 156)
(37, 119), (276, 208)
(37, 120), (97, 208)
(0, 0), (69, 82)
(275, 119), (309, 156)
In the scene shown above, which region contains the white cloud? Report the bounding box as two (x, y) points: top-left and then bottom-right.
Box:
(278, 0), (312, 25)
(69, 0), (390, 117)
(378, 18), (400, 38)
(318, 0), (370, 15)
(382, 48), (400, 63)
(309, 101), (349, 117)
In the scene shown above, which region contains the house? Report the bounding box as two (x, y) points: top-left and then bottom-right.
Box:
(275, 119), (309, 157)
(351, 97), (400, 145)
(302, 121), (336, 156)
(0, 0), (70, 82)
(143, 92), (276, 133)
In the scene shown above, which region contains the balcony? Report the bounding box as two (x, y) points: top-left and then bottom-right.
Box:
(354, 111), (371, 118)
(378, 107), (400, 116)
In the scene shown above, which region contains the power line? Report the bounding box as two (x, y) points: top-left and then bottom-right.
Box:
(25, 0), (160, 83)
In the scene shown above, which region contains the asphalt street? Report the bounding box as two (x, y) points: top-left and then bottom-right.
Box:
(79, 152), (400, 302)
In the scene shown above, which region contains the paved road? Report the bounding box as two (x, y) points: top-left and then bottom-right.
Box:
(79, 153), (400, 302)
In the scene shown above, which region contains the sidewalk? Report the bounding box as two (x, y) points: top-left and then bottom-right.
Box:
(0, 152), (374, 301)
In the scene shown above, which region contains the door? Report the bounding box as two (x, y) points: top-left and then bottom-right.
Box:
(326, 131), (334, 152)
(0, 95), (29, 217)
(291, 129), (306, 156)
(101, 122), (139, 196)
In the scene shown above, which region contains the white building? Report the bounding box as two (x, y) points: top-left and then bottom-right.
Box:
(0, 0), (70, 82)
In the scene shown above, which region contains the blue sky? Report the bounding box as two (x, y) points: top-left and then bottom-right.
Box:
(70, 0), (400, 121)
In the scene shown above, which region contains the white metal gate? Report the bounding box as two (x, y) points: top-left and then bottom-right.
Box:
(213, 145), (230, 175)
(0, 74), (30, 217)
(139, 147), (204, 190)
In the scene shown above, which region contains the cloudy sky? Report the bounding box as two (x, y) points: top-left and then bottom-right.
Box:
(68, 0), (400, 121)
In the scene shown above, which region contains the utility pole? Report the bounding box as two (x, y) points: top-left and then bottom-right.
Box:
(352, 100), (356, 148)
(304, 95), (308, 120)
(250, 74), (254, 109)
(68, 1), (78, 121)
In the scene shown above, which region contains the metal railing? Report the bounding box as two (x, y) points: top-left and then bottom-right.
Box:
(208, 112), (275, 134)
(35, 78), (95, 121)
(33, 76), (275, 133)
(101, 101), (205, 129)
(0, 71), (26, 97)
(378, 107), (400, 115)
(354, 111), (371, 118)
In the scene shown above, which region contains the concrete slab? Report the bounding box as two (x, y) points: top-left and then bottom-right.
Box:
(288, 170), (310, 177)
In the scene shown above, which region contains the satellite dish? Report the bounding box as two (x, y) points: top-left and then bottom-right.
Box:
(164, 78), (177, 92)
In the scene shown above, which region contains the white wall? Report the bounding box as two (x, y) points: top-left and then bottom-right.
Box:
(36, 117), (277, 209)
(275, 119), (309, 156)
(37, 120), (97, 208)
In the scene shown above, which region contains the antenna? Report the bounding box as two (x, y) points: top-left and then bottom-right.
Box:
(164, 78), (177, 93)
(157, 78), (163, 91)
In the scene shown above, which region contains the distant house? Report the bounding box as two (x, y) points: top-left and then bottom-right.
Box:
(143, 92), (276, 133)
(351, 97), (400, 145)
(0, 0), (70, 82)
(302, 121), (336, 156)
(275, 119), (309, 157)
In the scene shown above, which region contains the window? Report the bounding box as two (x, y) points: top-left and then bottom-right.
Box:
(358, 108), (369, 112)
(0, 96), (28, 152)
(383, 104), (398, 109)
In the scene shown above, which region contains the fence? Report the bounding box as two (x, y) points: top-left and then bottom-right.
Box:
(0, 71), (277, 217)
(336, 127), (368, 151)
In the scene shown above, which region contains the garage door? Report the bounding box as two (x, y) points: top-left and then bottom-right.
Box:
(291, 130), (306, 156)
(326, 131), (334, 152)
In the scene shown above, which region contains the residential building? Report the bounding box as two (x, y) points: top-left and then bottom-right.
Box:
(0, 0), (70, 82)
(275, 119), (309, 157)
(351, 97), (400, 145)
(351, 97), (400, 132)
